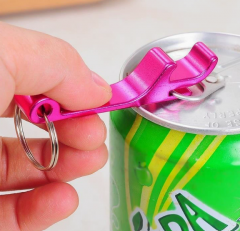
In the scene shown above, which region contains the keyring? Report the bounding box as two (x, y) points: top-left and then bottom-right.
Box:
(14, 105), (59, 171)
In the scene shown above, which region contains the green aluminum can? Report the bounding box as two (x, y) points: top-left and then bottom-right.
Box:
(110, 33), (240, 231)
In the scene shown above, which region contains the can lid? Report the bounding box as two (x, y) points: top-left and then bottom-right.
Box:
(120, 32), (240, 135)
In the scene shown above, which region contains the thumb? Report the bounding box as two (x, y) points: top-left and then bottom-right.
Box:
(0, 22), (112, 116)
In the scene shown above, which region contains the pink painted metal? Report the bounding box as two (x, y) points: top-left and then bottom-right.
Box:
(14, 42), (218, 124)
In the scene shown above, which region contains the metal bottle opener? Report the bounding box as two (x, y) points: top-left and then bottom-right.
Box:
(14, 42), (223, 171)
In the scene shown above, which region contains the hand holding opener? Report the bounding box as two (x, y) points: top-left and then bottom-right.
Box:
(14, 42), (221, 171)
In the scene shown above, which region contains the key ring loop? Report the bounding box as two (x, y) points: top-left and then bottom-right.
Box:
(14, 105), (59, 171)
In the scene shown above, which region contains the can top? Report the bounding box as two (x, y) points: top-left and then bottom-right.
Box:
(120, 32), (240, 135)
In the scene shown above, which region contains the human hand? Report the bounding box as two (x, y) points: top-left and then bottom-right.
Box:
(0, 22), (112, 231)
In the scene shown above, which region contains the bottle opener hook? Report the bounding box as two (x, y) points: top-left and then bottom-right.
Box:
(14, 42), (219, 170)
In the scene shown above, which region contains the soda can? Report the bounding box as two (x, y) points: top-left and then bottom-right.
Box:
(110, 32), (240, 231)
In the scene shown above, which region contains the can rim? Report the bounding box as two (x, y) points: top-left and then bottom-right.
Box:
(119, 32), (240, 135)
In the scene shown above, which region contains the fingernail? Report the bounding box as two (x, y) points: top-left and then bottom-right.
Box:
(92, 72), (112, 93)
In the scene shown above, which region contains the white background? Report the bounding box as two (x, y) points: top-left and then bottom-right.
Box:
(1, 0), (240, 230)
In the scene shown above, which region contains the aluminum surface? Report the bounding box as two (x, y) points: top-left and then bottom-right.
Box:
(120, 32), (240, 135)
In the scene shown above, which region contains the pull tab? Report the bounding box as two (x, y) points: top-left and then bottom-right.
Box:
(171, 74), (225, 101)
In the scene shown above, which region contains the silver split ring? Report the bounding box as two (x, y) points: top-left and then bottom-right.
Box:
(14, 105), (59, 171)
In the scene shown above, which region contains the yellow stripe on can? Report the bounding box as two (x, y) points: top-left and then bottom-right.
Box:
(140, 130), (185, 214)
(152, 134), (205, 219)
(124, 114), (143, 216)
(160, 135), (226, 212)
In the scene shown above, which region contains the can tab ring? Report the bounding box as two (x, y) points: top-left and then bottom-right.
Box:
(172, 75), (225, 102)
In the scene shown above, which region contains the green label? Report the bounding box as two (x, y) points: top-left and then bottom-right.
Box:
(110, 109), (240, 231)
(130, 190), (238, 231)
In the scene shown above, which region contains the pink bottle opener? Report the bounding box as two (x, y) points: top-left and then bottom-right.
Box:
(14, 42), (218, 171)
(15, 42), (218, 124)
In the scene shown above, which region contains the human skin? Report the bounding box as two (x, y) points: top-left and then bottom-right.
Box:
(0, 21), (112, 231)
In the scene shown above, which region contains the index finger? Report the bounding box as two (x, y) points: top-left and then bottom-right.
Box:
(0, 22), (112, 116)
